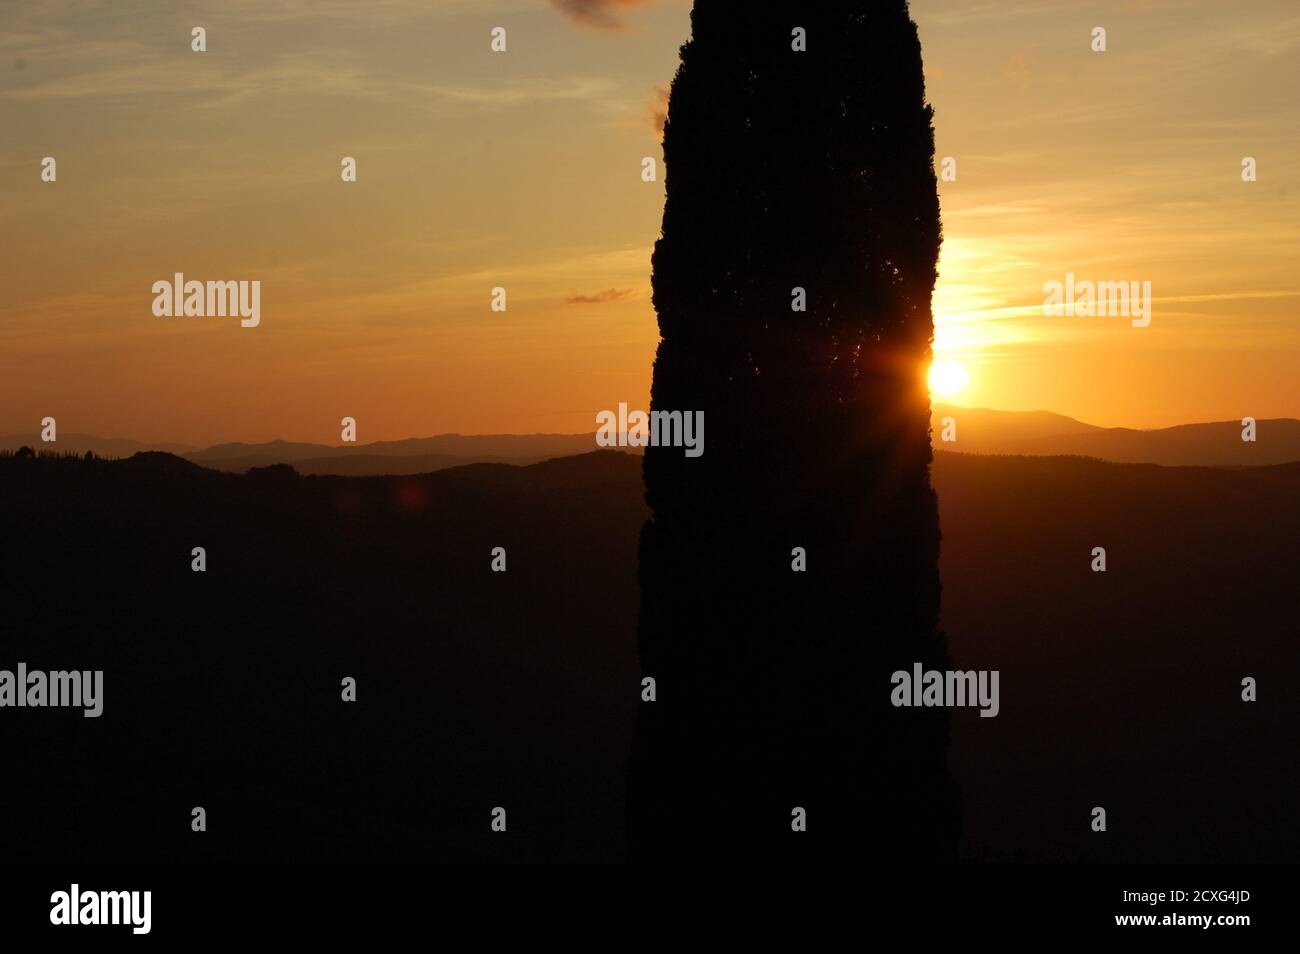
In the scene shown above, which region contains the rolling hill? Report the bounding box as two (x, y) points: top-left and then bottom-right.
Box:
(7, 408), (1297, 473)
(0, 447), (1294, 862)
(932, 404), (1300, 466)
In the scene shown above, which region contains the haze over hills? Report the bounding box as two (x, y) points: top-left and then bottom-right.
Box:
(3, 407), (1298, 472)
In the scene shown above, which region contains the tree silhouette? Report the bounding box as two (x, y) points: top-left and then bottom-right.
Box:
(631, 1), (958, 860)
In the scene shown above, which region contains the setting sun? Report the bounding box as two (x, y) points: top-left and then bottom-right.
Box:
(929, 359), (971, 398)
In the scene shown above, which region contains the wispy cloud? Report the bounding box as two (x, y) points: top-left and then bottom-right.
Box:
(550, 0), (659, 30)
(565, 288), (638, 305)
(2, 49), (622, 116)
(916, 1), (1076, 28)
(1001, 52), (1028, 91)
(645, 84), (669, 136)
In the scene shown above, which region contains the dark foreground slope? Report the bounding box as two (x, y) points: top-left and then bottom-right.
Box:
(935, 453), (1300, 862)
(0, 450), (1295, 862)
(0, 451), (642, 863)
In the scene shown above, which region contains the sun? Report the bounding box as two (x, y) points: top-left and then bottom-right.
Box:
(928, 359), (971, 398)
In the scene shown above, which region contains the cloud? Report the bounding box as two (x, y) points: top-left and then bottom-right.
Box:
(550, 0), (658, 30)
(915, 1), (1075, 27)
(1001, 52), (1028, 91)
(1, 49), (622, 116)
(645, 84), (669, 136)
(565, 288), (637, 305)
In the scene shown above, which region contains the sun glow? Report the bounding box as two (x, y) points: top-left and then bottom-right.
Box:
(928, 359), (971, 398)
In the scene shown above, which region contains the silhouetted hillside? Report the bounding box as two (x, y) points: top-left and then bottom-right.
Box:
(10, 410), (1297, 476)
(202, 452), (483, 476)
(187, 433), (600, 472)
(933, 452), (1299, 862)
(0, 433), (194, 457)
(0, 449), (644, 863)
(0, 449), (1294, 862)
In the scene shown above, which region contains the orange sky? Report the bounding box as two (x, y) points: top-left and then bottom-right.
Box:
(2, 0), (1297, 445)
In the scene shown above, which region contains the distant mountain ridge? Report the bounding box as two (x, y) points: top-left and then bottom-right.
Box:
(932, 404), (1300, 466)
(4, 408), (1298, 472)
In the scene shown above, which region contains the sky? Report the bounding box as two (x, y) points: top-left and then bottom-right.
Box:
(1, 0), (1297, 444)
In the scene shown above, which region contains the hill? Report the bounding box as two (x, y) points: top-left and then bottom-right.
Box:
(0, 432), (194, 458)
(7, 409), (1299, 474)
(0, 448), (1294, 862)
(934, 404), (1300, 466)
(185, 433), (600, 472)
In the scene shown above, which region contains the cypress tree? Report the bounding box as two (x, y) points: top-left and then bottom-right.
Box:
(632, 1), (958, 861)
